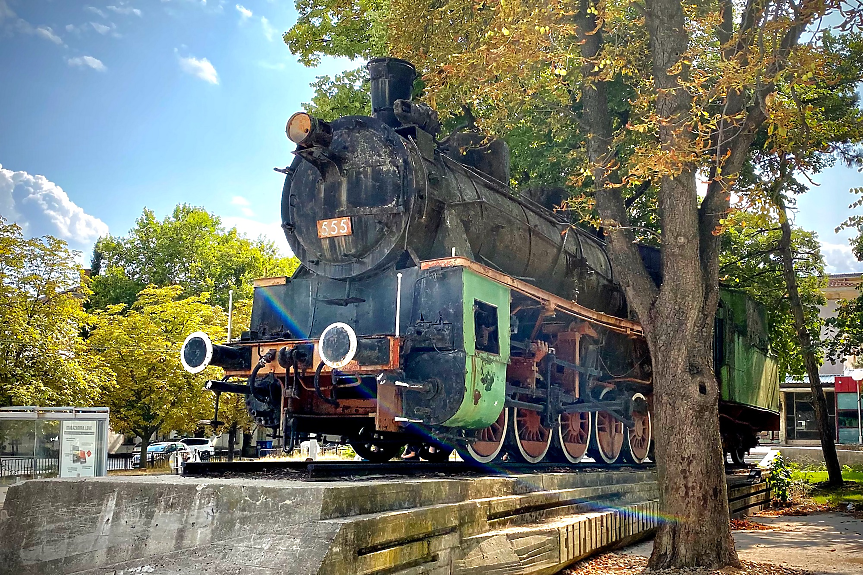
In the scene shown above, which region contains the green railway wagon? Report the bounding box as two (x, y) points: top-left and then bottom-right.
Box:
(715, 289), (780, 464)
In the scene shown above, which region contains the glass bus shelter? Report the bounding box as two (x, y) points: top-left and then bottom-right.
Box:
(0, 406), (109, 483)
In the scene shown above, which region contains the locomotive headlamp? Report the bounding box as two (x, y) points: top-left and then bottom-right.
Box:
(286, 112), (333, 148)
(318, 322), (358, 369)
(286, 112), (311, 144)
(181, 331), (214, 374)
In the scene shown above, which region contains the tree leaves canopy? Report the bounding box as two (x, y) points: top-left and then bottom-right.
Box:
(90, 204), (298, 310)
(0, 216), (111, 407)
(89, 285), (226, 440)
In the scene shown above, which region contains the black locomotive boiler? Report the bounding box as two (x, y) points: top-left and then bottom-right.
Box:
(180, 58), (779, 465)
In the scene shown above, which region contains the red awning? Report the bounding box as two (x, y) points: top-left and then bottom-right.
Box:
(834, 376), (859, 393)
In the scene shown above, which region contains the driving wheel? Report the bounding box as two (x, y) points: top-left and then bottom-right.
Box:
(457, 408), (508, 464)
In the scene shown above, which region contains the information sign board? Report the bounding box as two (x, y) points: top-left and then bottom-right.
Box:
(60, 420), (98, 477)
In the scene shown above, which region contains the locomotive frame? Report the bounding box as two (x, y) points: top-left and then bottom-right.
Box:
(180, 57), (779, 466)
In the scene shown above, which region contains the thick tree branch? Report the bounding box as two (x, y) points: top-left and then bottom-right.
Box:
(576, 2), (658, 320)
(624, 179), (652, 209)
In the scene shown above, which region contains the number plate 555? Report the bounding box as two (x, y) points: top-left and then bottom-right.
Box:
(317, 217), (352, 238)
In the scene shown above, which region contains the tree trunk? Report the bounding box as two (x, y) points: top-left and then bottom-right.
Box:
(227, 423), (237, 462)
(648, 318), (740, 567)
(575, 0), (740, 566)
(242, 431), (253, 458)
(777, 197), (843, 486)
(137, 430), (152, 469)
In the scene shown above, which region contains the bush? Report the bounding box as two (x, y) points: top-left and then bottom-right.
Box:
(767, 451), (795, 505)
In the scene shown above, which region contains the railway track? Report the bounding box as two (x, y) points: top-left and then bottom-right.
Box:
(182, 459), (656, 481)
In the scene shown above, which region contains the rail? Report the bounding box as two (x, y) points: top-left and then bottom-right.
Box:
(183, 459), (656, 480)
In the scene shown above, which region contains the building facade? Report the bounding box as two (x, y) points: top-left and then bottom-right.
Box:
(779, 273), (863, 445)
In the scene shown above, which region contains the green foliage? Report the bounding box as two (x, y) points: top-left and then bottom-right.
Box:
(0, 215), (111, 407)
(90, 204), (298, 310)
(304, 67), (371, 121)
(767, 452), (796, 504)
(340, 444), (357, 459)
(284, 0), (388, 66)
(720, 211), (826, 378)
(89, 285), (226, 445)
(825, 285), (863, 363)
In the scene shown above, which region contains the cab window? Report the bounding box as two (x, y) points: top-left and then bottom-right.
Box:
(474, 300), (499, 354)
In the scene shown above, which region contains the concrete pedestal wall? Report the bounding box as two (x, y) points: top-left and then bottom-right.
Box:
(0, 470), (762, 575)
(776, 446), (863, 467)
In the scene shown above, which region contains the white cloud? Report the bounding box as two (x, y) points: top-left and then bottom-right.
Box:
(230, 197), (255, 216)
(821, 241), (863, 274)
(67, 56), (107, 72)
(107, 5), (142, 16)
(0, 164), (109, 250)
(221, 216), (293, 258)
(178, 54), (219, 84)
(235, 4), (252, 19)
(261, 16), (276, 41)
(85, 6), (107, 18)
(91, 21), (111, 34)
(1, 0), (67, 48)
(35, 26), (63, 45)
(10, 18), (67, 47)
(0, 0), (15, 21)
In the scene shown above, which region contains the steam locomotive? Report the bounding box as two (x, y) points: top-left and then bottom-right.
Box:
(180, 58), (779, 465)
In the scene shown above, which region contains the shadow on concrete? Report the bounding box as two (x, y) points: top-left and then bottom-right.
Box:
(622, 512), (863, 575)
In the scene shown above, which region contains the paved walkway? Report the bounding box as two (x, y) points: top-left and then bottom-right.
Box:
(622, 512), (863, 575)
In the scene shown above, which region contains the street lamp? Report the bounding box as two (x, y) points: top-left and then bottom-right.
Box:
(851, 370), (863, 445)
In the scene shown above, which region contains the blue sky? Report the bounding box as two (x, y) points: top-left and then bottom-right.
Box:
(0, 0), (862, 274)
(796, 165), (863, 273)
(0, 0), (348, 262)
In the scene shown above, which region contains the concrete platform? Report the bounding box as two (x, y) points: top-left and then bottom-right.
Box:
(0, 469), (772, 575)
(0, 469), (662, 575)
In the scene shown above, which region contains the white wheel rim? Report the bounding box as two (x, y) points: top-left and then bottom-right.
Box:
(595, 388), (623, 463)
(466, 409), (508, 463)
(627, 392), (652, 463)
(557, 411), (592, 464)
(513, 407), (552, 464)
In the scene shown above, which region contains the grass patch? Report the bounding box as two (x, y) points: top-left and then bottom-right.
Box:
(792, 470), (863, 483)
(809, 480), (863, 506)
(789, 464), (863, 506)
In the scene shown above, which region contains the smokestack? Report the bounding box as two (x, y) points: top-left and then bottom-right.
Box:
(367, 57), (416, 128)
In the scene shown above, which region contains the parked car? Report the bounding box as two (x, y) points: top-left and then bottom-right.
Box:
(179, 437), (215, 460)
(132, 442), (190, 466)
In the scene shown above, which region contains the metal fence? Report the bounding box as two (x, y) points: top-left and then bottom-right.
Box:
(0, 456), (59, 480)
(107, 454), (136, 471)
